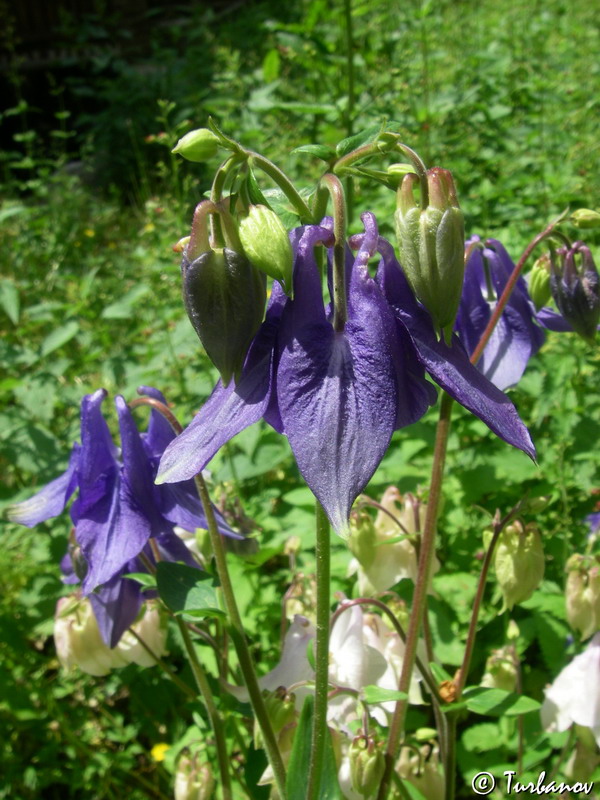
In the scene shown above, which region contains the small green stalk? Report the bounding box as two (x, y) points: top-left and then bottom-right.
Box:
(248, 152), (314, 222)
(377, 391), (454, 800)
(177, 618), (233, 800)
(305, 502), (331, 800)
(320, 173), (348, 331)
(194, 473), (288, 800)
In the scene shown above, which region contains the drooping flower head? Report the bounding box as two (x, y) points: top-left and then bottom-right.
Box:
(8, 386), (238, 645)
(158, 214), (535, 536)
(455, 237), (571, 390)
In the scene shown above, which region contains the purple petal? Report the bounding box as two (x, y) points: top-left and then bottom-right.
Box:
(536, 306), (574, 332)
(71, 389), (119, 519)
(90, 566), (144, 647)
(376, 237), (535, 459)
(158, 480), (242, 539)
(277, 224), (398, 535)
(7, 445), (80, 527)
(156, 281), (289, 484)
(455, 242), (545, 389)
(137, 385), (175, 458)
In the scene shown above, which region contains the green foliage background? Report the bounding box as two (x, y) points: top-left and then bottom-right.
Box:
(1, 0), (599, 797)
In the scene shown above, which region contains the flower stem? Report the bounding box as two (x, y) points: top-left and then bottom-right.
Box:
(194, 472), (288, 800)
(377, 391), (454, 800)
(306, 502), (331, 800)
(126, 627), (197, 700)
(247, 152), (314, 222)
(176, 618), (233, 800)
(320, 173), (348, 331)
(470, 216), (565, 365)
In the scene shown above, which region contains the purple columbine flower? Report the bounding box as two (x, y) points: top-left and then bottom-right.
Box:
(454, 237), (571, 390)
(8, 386), (239, 596)
(157, 215), (535, 536)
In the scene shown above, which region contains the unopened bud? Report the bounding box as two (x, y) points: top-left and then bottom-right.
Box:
(174, 755), (215, 800)
(182, 245), (265, 386)
(255, 688), (297, 749)
(54, 596), (127, 676)
(348, 510), (377, 570)
(550, 242), (600, 343)
(395, 167), (465, 335)
(566, 554), (600, 640)
(238, 205), (294, 295)
(528, 254), (552, 311)
(116, 601), (167, 667)
(481, 647), (518, 693)
(571, 209), (600, 229)
(494, 522), (545, 611)
(171, 128), (221, 163)
(349, 736), (385, 797)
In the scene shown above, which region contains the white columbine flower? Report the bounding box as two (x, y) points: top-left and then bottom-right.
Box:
(541, 632), (600, 745)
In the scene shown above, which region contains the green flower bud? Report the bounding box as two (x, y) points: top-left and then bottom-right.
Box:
(238, 205), (294, 295)
(348, 509), (378, 570)
(528, 254), (552, 311)
(182, 245), (266, 386)
(571, 209), (600, 229)
(480, 647), (518, 693)
(174, 755), (215, 800)
(349, 736), (385, 798)
(566, 554), (600, 640)
(395, 167), (465, 336)
(171, 128), (220, 163)
(494, 522), (544, 611)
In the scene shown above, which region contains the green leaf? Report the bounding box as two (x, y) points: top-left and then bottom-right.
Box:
(361, 685), (408, 704)
(101, 285), (150, 319)
(292, 144), (336, 162)
(124, 572), (157, 589)
(286, 695), (342, 800)
(462, 686), (541, 717)
(0, 281), (19, 324)
(40, 321), (80, 357)
(429, 662), (452, 684)
(336, 125), (382, 157)
(155, 562), (224, 619)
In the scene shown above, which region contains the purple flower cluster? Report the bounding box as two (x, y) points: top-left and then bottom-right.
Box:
(157, 214), (535, 536)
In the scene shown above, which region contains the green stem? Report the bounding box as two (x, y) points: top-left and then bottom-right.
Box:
(306, 502), (331, 800)
(443, 716), (457, 800)
(320, 173), (348, 330)
(126, 627), (197, 700)
(247, 152), (314, 222)
(194, 473), (288, 800)
(377, 391), (454, 800)
(176, 618), (233, 800)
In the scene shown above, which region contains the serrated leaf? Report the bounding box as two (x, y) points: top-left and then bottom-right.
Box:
(292, 144), (336, 162)
(462, 686), (540, 717)
(101, 285), (150, 319)
(155, 562), (224, 619)
(40, 321), (79, 357)
(124, 572), (157, 589)
(361, 685), (408, 704)
(286, 694), (341, 800)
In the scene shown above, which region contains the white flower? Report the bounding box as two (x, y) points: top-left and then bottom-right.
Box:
(541, 632), (600, 745)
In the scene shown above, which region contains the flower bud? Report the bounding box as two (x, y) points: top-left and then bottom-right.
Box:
(550, 242), (600, 343)
(182, 245), (266, 386)
(349, 736), (385, 797)
(528, 254), (552, 311)
(238, 205), (294, 295)
(255, 688), (297, 749)
(565, 554), (600, 640)
(480, 646), (518, 693)
(171, 128), (221, 163)
(348, 509), (378, 570)
(174, 755), (215, 800)
(395, 168), (465, 335)
(54, 596), (127, 676)
(571, 209), (600, 229)
(494, 522), (544, 611)
(397, 743), (444, 800)
(116, 601), (167, 667)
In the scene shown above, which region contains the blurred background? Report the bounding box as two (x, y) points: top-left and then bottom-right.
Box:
(1, 1), (599, 797)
